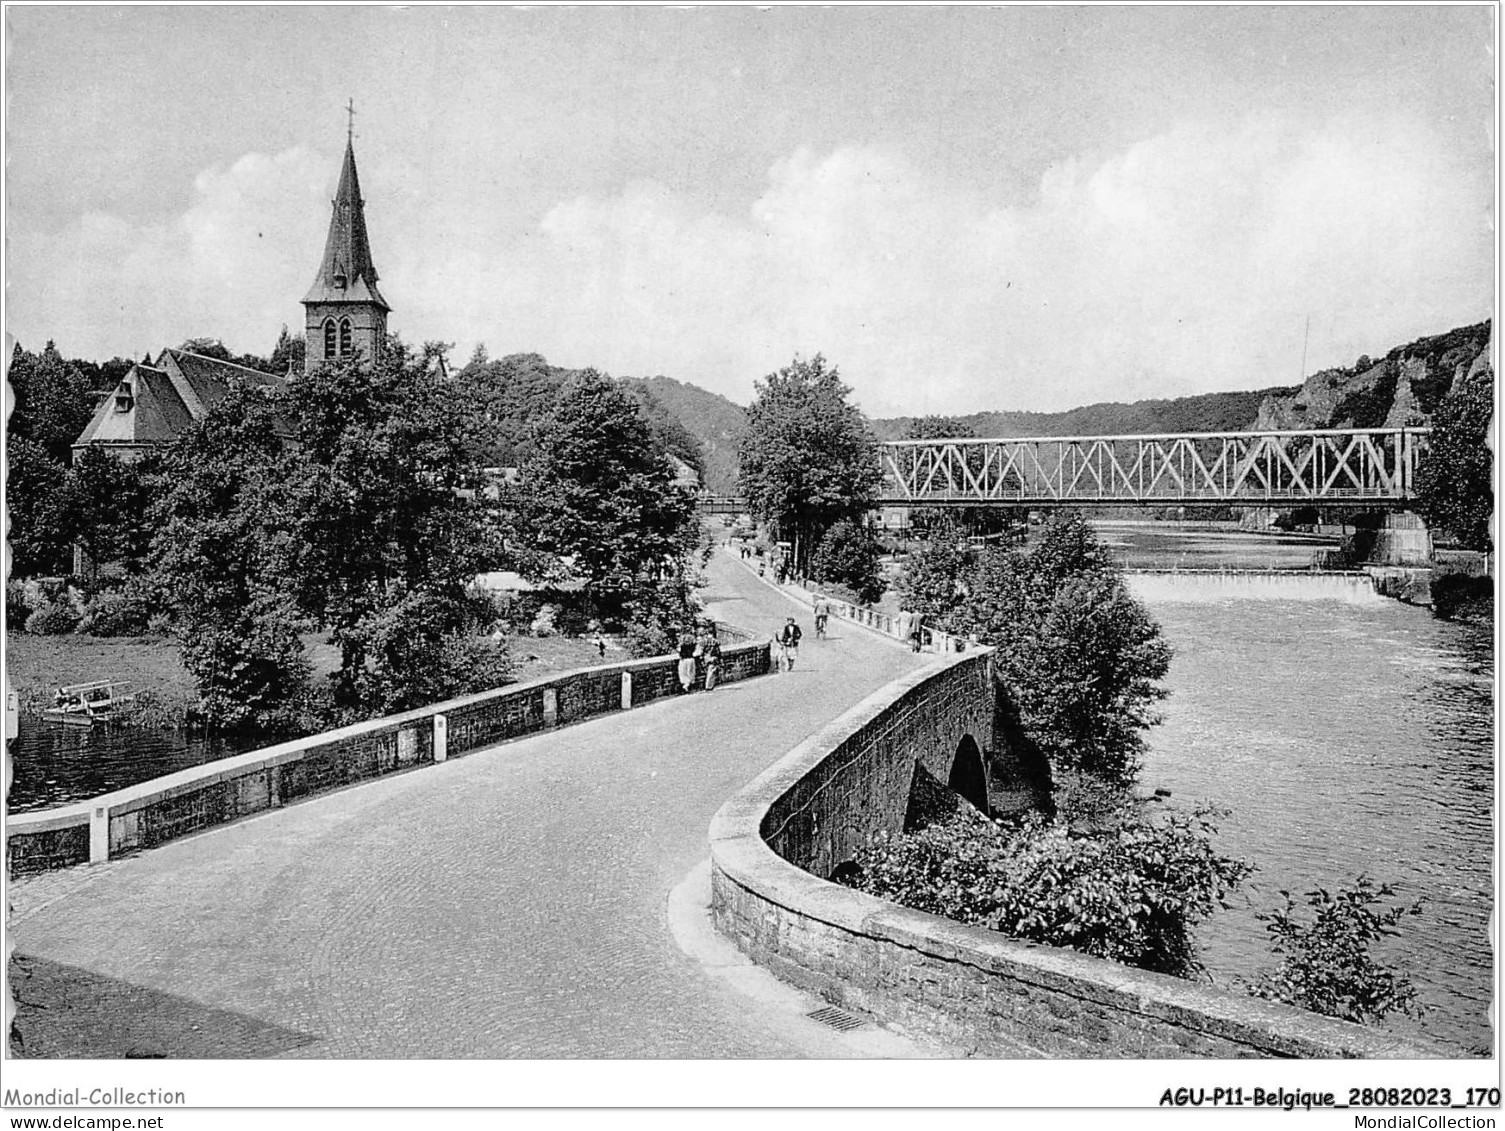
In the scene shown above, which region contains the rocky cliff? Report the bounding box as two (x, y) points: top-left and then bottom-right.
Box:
(1254, 321), (1491, 432)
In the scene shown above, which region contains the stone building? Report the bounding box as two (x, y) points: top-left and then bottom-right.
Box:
(71, 131), (389, 459)
(69, 346), (285, 462)
(302, 134), (389, 371)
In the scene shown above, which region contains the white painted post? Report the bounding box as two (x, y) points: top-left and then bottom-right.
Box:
(620, 672), (633, 709)
(89, 806), (109, 864)
(433, 713), (448, 763)
(543, 688), (559, 726)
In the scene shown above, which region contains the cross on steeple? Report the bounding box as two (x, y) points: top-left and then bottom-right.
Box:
(346, 97), (356, 143)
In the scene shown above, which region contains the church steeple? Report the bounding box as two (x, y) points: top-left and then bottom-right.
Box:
(303, 113), (389, 372)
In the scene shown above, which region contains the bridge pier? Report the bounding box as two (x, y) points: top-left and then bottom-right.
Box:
(1366, 511), (1434, 567)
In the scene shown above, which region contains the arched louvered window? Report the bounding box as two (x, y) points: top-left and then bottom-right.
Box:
(339, 318), (353, 358)
(323, 319), (337, 359)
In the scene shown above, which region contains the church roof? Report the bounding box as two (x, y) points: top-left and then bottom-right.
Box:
(157, 348), (284, 413)
(72, 352), (288, 453)
(303, 138), (389, 311)
(72, 365), (194, 450)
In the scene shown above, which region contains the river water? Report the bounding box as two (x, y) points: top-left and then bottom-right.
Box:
(1105, 523), (1495, 1056)
(6, 721), (267, 814)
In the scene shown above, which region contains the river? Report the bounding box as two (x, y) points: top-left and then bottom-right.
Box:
(1104, 523), (1495, 1056)
(6, 721), (267, 813)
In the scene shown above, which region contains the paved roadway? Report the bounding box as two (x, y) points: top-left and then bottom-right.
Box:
(7, 549), (934, 1058)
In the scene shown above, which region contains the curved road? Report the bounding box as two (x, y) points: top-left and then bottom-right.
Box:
(8, 549), (933, 1058)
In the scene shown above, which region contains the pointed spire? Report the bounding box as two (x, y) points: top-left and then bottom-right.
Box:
(303, 129), (389, 311)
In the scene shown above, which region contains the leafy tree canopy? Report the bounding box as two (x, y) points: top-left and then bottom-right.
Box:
(1416, 366), (1493, 551)
(811, 518), (885, 605)
(738, 354), (881, 574)
(949, 513), (1170, 784)
(7, 435), (71, 577)
(8, 341), (96, 461)
(503, 369), (699, 608)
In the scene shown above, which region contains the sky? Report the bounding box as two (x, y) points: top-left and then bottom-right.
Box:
(4, 6), (1495, 417)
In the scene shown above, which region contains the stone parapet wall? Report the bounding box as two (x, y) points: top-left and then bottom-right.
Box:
(708, 651), (1430, 1059)
(8, 641), (770, 877)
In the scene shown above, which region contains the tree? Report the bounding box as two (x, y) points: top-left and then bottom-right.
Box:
(1416, 367), (1493, 551)
(8, 341), (96, 462)
(738, 354), (881, 575)
(6, 436), (71, 576)
(952, 513), (1170, 784)
(62, 446), (157, 579)
(149, 383), (311, 727)
(503, 370), (699, 611)
(811, 518), (885, 604)
(896, 523), (969, 619)
(340, 590), (513, 716)
(268, 324), (306, 374)
(179, 337), (233, 361)
(459, 352), (577, 467)
(282, 339), (501, 711)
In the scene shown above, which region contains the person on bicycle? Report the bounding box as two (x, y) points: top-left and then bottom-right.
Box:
(813, 595), (829, 640)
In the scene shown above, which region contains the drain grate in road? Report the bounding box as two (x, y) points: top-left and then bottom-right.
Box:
(807, 1005), (868, 1032)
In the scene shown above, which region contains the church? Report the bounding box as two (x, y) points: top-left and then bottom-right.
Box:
(71, 128), (389, 460)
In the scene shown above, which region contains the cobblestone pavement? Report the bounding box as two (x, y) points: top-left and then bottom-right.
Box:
(8, 549), (930, 1058)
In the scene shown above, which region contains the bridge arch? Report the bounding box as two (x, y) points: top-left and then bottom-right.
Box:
(947, 734), (988, 814)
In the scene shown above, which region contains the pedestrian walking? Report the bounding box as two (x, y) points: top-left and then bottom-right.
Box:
(699, 627), (722, 691)
(676, 629), (698, 692)
(778, 617), (802, 672)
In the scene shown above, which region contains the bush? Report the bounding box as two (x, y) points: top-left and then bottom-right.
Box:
(529, 603), (560, 637)
(111, 688), (194, 730)
(843, 803), (1251, 978)
(1431, 573), (1492, 622)
(6, 579), (32, 632)
(340, 591), (515, 718)
(623, 621), (675, 658)
(25, 596), (81, 635)
(1249, 877), (1423, 1024)
(179, 596), (312, 729)
(78, 577), (167, 637)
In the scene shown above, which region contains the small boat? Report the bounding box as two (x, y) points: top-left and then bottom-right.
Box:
(41, 680), (136, 727)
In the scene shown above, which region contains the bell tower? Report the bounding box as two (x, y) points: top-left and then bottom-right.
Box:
(303, 103), (389, 371)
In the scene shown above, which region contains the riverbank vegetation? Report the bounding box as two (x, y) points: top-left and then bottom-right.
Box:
(842, 513), (1425, 1023)
(7, 335), (706, 737)
(842, 514), (1241, 976)
(1250, 878), (1423, 1025)
(1417, 363), (1494, 554)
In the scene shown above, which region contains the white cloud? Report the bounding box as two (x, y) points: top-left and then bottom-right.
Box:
(8, 147), (328, 359)
(412, 110), (1488, 414)
(9, 111), (1491, 416)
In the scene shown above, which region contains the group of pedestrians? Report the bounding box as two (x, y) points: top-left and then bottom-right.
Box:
(675, 624), (722, 693)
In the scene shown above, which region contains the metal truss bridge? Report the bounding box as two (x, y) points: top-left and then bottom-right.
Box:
(877, 427), (1430, 509)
